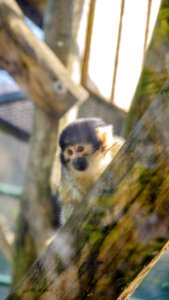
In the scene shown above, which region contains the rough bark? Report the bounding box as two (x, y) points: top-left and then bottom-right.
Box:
(0, 0), (89, 117)
(6, 81), (169, 299)
(123, 0), (169, 137)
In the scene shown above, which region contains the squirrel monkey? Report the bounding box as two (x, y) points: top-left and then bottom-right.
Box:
(58, 118), (122, 221)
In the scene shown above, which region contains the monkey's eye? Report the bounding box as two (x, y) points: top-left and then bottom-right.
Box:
(67, 148), (73, 155)
(77, 145), (84, 152)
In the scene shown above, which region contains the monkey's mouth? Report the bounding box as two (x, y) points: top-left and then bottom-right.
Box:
(72, 157), (88, 171)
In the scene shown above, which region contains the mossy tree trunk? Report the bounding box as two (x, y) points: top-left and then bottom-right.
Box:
(6, 81), (169, 299)
(123, 0), (169, 138)
(0, 0), (88, 285)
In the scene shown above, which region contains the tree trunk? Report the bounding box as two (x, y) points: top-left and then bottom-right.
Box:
(44, 0), (90, 83)
(12, 108), (61, 285)
(44, 0), (74, 67)
(6, 80), (169, 299)
(123, 0), (169, 137)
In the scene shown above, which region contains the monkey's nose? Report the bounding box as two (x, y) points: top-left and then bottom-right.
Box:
(72, 157), (88, 171)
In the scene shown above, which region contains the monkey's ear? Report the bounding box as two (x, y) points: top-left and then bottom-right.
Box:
(96, 125), (113, 150)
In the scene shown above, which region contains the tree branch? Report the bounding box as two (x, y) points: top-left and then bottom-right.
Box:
(0, 0), (88, 117)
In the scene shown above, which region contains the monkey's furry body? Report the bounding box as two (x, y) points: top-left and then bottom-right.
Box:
(58, 118), (122, 220)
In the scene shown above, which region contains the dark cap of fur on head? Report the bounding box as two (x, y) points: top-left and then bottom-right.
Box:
(59, 118), (106, 150)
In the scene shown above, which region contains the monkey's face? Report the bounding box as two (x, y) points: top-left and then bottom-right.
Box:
(59, 118), (114, 188)
(64, 144), (92, 171)
(60, 140), (113, 199)
(61, 143), (94, 172)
